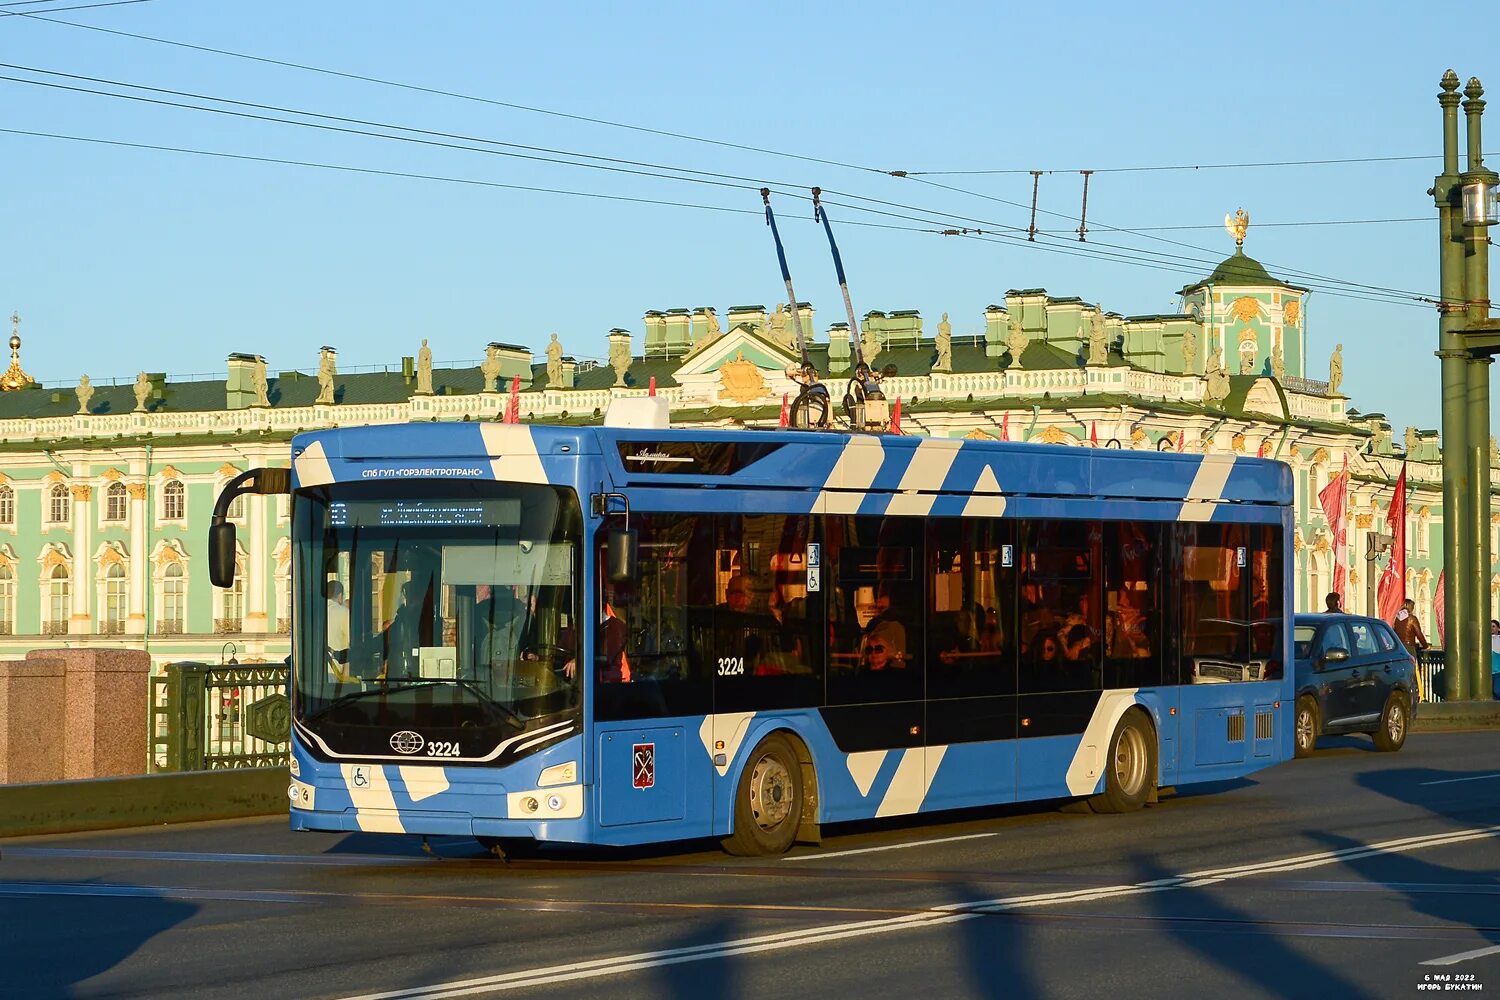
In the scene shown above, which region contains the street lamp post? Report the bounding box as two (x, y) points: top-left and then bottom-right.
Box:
(1435, 71), (1473, 699)
(1435, 70), (1500, 701)
(1461, 78), (1498, 700)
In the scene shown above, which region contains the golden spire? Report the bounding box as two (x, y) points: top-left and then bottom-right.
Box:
(1, 312), (35, 392)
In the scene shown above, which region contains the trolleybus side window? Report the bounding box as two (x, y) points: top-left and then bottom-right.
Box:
(1018, 520), (1102, 694)
(826, 515), (923, 705)
(711, 514), (824, 712)
(1102, 520), (1164, 689)
(1179, 522), (1259, 684)
(1248, 523), (1285, 675)
(926, 517), (1016, 699)
(595, 512), (713, 721)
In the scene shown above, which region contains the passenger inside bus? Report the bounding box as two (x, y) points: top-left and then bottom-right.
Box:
(861, 618), (906, 670)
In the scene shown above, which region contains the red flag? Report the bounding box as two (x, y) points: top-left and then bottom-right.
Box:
(648, 376), (657, 397)
(1090, 421), (1099, 447)
(1000, 412), (1010, 441)
(1435, 570), (1446, 644)
(1377, 462), (1408, 623)
(1175, 430), (1184, 453)
(504, 375), (520, 424)
(778, 392), (789, 428)
(1318, 456), (1350, 606)
(889, 398), (903, 434)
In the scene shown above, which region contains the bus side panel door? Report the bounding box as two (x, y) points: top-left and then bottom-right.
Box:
(596, 725), (687, 828)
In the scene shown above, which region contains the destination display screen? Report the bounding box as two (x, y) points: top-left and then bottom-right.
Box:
(327, 498), (521, 528)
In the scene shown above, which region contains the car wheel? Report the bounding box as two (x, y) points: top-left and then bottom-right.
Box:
(1294, 696), (1319, 758)
(721, 733), (804, 856)
(1088, 710), (1157, 814)
(1373, 693), (1409, 752)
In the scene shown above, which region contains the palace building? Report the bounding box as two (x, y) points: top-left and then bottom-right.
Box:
(0, 240), (1484, 668)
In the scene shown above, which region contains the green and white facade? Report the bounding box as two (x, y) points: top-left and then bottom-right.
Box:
(0, 246), (1490, 668)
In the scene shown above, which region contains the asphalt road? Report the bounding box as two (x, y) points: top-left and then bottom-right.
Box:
(4, 731), (1500, 1000)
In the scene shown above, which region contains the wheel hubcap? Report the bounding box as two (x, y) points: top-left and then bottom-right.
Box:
(1297, 708), (1314, 749)
(1114, 727), (1148, 797)
(749, 756), (793, 831)
(1388, 704), (1405, 743)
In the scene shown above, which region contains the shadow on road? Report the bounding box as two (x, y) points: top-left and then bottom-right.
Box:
(1128, 854), (1375, 999)
(0, 881), (197, 999)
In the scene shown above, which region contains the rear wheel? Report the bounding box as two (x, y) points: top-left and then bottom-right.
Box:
(1088, 710), (1156, 814)
(1372, 693), (1409, 752)
(721, 734), (804, 856)
(1294, 696), (1319, 758)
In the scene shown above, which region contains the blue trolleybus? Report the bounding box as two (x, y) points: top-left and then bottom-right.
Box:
(210, 410), (1293, 856)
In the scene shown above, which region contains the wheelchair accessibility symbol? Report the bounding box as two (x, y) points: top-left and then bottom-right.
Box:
(632, 743), (655, 789)
(352, 766), (370, 788)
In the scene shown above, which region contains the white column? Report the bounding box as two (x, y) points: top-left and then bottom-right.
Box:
(244, 493), (269, 632)
(127, 466), (148, 635)
(69, 465), (92, 635)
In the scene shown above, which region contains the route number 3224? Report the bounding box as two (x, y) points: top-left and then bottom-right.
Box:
(717, 657), (745, 676)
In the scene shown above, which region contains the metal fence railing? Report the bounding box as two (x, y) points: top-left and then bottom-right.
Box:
(150, 661), (290, 772)
(1417, 649), (1446, 703)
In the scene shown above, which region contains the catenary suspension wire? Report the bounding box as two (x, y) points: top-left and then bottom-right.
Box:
(3, 15), (1453, 299)
(0, 126), (941, 236)
(0, 65), (1437, 307)
(0, 0), (152, 16)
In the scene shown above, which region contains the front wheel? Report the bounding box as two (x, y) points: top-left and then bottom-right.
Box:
(1294, 696), (1319, 758)
(1088, 710), (1156, 814)
(721, 734), (804, 856)
(1372, 693), (1409, 752)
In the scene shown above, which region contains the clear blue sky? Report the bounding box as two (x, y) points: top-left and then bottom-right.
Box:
(0, 1), (1492, 434)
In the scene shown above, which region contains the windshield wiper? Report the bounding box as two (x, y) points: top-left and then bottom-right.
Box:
(376, 678), (529, 728)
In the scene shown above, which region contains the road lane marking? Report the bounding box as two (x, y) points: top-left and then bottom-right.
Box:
(1422, 943), (1500, 966)
(335, 823), (1500, 999)
(782, 832), (998, 860)
(1420, 773), (1500, 786)
(1, 847), (428, 867)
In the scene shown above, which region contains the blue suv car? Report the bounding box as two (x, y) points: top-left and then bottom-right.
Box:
(1293, 613), (1417, 758)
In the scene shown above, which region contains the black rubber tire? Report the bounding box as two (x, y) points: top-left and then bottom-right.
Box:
(1294, 696), (1320, 759)
(1088, 710), (1157, 814)
(721, 733), (804, 857)
(1372, 693), (1409, 753)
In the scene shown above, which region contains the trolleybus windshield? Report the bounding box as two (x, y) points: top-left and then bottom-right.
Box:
(291, 479), (582, 763)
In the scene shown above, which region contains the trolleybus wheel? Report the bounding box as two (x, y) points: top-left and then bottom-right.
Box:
(1294, 696), (1319, 758)
(1089, 710), (1156, 814)
(1372, 693), (1408, 753)
(721, 733), (803, 857)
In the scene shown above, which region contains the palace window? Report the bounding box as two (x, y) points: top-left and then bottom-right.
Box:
(217, 574), (243, 633)
(159, 563), (185, 634)
(48, 484), (70, 525)
(0, 565), (12, 636)
(227, 494), (245, 520)
(45, 564), (69, 634)
(101, 562), (126, 635)
(0, 485), (13, 526)
(162, 480), (186, 521)
(104, 482), (128, 522)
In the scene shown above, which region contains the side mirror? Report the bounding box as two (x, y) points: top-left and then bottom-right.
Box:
(606, 528), (638, 584)
(209, 522), (237, 588)
(1319, 647), (1350, 667)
